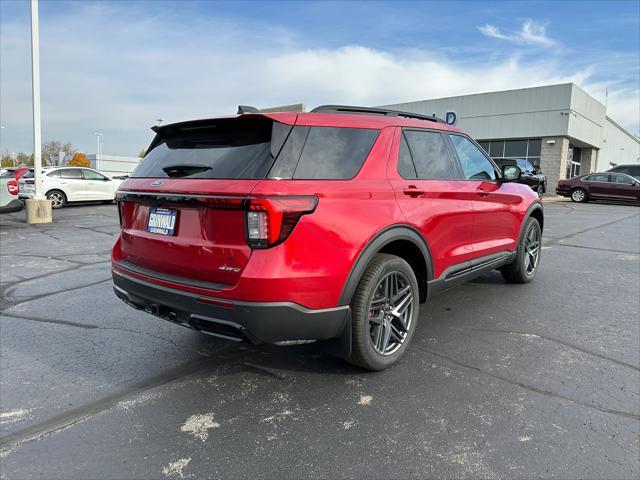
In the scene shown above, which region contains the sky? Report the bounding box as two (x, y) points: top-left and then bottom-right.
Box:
(1, 0), (638, 156)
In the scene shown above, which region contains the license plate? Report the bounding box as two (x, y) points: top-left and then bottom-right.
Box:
(147, 208), (178, 235)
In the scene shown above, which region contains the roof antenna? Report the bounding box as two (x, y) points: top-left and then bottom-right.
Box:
(237, 105), (259, 114)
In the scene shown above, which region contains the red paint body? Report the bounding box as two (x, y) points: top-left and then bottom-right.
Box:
(112, 112), (539, 310)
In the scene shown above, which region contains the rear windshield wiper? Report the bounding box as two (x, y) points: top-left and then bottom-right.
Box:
(162, 164), (212, 178)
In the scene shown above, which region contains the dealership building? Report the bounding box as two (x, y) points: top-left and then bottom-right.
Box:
(381, 83), (639, 190)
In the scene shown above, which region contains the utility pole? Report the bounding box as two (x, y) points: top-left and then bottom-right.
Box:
(26, 0), (52, 223)
(94, 132), (102, 171)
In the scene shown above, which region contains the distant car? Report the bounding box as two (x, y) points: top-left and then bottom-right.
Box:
(493, 158), (546, 196)
(0, 170), (24, 214)
(18, 167), (120, 209)
(556, 172), (640, 203)
(0, 167), (31, 180)
(606, 164), (640, 180)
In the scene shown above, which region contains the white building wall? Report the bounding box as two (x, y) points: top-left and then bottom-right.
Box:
(86, 154), (141, 177)
(598, 117), (640, 171)
(381, 84), (573, 140)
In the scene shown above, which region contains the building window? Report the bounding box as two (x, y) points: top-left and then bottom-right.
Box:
(477, 138), (543, 170)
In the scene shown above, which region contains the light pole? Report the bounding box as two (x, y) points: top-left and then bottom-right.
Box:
(26, 0), (51, 223)
(94, 132), (102, 171)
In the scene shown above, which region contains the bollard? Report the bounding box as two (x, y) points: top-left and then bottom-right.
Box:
(25, 198), (53, 224)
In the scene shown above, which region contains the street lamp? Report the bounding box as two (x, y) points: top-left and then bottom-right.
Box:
(156, 118), (164, 125)
(94, 132), (103, 171)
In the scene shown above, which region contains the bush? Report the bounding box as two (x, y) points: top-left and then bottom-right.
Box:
(67, 152), (91, 167)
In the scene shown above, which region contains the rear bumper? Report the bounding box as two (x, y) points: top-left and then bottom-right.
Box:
(0, 199), (24, 214)
(112, 269), (349, 344)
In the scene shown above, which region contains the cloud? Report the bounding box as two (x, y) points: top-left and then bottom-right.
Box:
(478, 20), (556, 48)
(1, 5), (637, 155)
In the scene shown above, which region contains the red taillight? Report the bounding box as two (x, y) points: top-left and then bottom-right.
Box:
(7, 180), (18, 196)
(245, 196), (318, 248)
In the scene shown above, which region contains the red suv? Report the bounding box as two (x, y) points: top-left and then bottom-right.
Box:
(112, 105), (543, 370)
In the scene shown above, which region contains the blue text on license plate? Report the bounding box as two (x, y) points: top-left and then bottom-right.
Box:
(147, 208), (177, 235)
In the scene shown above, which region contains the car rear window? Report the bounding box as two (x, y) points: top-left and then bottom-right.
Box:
(133, 117), (292, 179)
(136, 118), (380, 181)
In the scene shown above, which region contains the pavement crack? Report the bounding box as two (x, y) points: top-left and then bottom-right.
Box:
(0, 313), (99, 329)
(0, 347), (238, 458)
(457, 327), (640, 372)
(552, 244), (639, 255)
(1, 278), (111, 311)
(415, 346), (640, 420)
(544, 212), (639, 247)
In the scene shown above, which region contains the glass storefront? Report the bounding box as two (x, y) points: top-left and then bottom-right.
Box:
(477, 139), (542, 169)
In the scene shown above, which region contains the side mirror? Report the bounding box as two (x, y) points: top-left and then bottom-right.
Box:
(502, 165), (521, 182)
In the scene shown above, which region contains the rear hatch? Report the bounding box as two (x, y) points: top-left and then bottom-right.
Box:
(115, 115), (295, 287)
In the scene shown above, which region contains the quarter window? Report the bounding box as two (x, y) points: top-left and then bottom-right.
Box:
(397, 135), (417, 179)
(449, 135), (497, 180)
(403, 130), (455, 179)
(292, 127), (379, 180)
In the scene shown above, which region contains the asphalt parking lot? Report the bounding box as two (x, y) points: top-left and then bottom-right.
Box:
(1, 200), (639, 479)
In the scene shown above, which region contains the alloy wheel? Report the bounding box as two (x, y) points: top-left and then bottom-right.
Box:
(47, 192), (64, 208)
(367, 271), (414, 356)
(571, 189), (585, 202)
(524, 224), (540, 275)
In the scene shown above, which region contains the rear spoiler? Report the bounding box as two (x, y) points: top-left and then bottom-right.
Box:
(146, 112), (299, 155)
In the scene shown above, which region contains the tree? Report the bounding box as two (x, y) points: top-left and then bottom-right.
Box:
(67, 152), (90, 167)
(1, 153), (15, 168)
(138, 149), (146, 158)
(16, 152), (34, 166)
(41, 140), (74, 166)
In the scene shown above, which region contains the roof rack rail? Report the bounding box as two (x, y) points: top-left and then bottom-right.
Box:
(310, 105), (446, 124)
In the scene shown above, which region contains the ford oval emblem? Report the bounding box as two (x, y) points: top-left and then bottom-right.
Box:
(150, 180), (164, 186)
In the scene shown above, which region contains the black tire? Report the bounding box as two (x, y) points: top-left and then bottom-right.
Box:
(501, 217), (542, 284)
(536, 184), (544, 198)
(349, 253), (419, 371)
(46, 190), (67, 209)
(570, 188), (588, 203)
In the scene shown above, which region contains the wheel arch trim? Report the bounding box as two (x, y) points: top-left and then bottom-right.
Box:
(517, 202), (544, 246)
(338, 225), (434, 306)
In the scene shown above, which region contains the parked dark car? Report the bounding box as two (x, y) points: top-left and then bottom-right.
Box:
(493, 158), (546, 196)
(607, 164), (640, 180)
(556, 172), (640, 203)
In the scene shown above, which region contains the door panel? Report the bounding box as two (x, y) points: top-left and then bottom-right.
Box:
(469, 181), (522, 256)
(82, 169), (115, 200)
(447, 134), (520, 259)
(388, 128), (475, 279)
(58, 169), (87, 201)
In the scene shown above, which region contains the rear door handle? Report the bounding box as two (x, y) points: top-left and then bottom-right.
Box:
(403, 186), (425, 197)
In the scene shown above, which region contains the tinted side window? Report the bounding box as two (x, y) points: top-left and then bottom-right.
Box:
(83, 169), (108, 181)
(613, 174), (634, 184)
(404, 130), (455, 180)
(397, 135), (417, 179)
(60, 169), (83, 179)
(585, 174), (609, 182)
(449, 135), (497, 180)
(292, 127), (379, 180)
(47, 170), (61, 178)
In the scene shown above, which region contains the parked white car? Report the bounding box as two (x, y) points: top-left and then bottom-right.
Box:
(18, 167), (122, 208)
